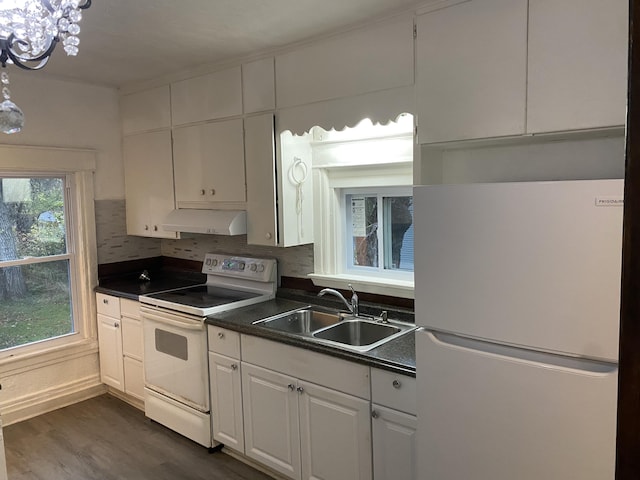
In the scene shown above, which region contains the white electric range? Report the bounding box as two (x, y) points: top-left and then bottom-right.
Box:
(139, 253), (277, 447)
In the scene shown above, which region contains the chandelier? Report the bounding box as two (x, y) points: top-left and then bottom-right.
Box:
(0, 0), (92, 134)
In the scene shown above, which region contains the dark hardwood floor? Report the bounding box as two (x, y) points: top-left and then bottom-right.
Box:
(3, 394), (273, 480)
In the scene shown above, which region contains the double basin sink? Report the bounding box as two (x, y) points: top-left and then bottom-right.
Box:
(252, 306), (416, 352)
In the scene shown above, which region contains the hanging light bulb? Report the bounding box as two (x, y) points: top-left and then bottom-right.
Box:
(0, 0), (92, 134)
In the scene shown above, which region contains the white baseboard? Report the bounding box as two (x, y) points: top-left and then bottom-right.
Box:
(105, 387), (145, 412)
(222, 448), (288, 480)
(1, 375), (106, 426)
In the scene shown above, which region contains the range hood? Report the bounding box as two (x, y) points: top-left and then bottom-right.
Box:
(162, 209), (247, 235)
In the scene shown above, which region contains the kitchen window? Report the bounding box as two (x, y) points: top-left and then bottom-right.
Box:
(345, 190), (414, 274)
(0, 176), (77, 352)
(0, 146), (97, 364)
(300, 114), (415, 298)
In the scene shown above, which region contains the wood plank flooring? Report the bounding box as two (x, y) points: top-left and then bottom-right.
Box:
(4, 394), (273, 480)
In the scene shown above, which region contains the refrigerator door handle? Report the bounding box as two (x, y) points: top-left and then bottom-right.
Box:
(428, 331), (617, 375)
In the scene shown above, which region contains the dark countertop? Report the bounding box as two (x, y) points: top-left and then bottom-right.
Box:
(95, 273), (416, 376)
(95, 270), (205, 300)
(205, 298), (416, 377)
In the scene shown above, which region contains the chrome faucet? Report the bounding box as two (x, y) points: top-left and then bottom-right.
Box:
(318, 284), (359, 317)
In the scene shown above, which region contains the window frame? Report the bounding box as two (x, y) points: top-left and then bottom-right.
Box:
(310, 161), (414, 299)
(0, 145), (97, 366)
(342, 186), (414, 281)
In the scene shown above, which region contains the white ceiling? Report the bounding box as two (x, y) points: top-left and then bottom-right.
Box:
(36, 0), (424, 87)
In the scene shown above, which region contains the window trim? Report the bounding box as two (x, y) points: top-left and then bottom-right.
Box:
(311, 162), (414, 298)
(0, 145), (97, 367)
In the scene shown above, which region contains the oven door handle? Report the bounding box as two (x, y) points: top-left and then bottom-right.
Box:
(141, 310), (204, 331)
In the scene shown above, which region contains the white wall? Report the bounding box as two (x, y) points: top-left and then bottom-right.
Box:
(0, 71), (123, 200)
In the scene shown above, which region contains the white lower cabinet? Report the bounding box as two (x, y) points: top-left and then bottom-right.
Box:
(209, 352), (244, 452)
(97, 312), (125, 390)
(370, 368), (417, 480)
(241, 362), (371, 480)
(96, 294), (144, 403)
(371, 405), (417, 480)
(242, 363), (301, 479)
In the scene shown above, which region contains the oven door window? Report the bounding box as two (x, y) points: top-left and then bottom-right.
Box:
(155, 329), (188, 361)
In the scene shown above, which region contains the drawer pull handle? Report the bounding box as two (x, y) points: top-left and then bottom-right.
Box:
(392, 379), (402, 389)
(371, 410), (379, 419)
(296, 386), (304, 394)
(231, 364), (238, 371)
(103, 299), (108, 304)
(287, 384), (295, 391)
(114, 322), (119, 328)
(218, 332), (225, 339)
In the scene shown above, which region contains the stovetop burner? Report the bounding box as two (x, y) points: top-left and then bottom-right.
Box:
(146, 284), (261, 309)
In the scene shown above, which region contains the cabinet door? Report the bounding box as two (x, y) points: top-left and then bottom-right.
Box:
(97, 313), (124, 390)
(209, 352), (244, 452)
(527, 0), (628, 133)
(120, 85), (171, 134)
(171, 67), (242, 126)
(121, 314), (143, 361)
(372, 405), (417, 480)
(123, 357), (144, 401)
(242, 363), (301, 480)
(123, 130), (178, 238)
(299, 381), (372, 480)
(245, 113), (278, 246)
(173, 119), (246, 204)
(416, 0), (527, 143)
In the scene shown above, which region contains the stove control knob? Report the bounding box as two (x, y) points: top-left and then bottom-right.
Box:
(205, 258), (212, 266)
(211, 259), (218, 267)
(256, 264), (265, 273)
(239, 262), (245, 271)
(250, 264), (257, 272)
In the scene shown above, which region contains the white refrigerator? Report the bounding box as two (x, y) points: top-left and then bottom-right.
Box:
(414, 179), (623, 480)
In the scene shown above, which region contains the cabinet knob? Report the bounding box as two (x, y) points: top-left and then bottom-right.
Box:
(287, 384), (295, 391)
(153, 225), (158, 231)
(265, 232), (272, 240)
(144, 225), (149, 231)
(231, 363), (238, 371)
(296, 386), (304, 394)
(371, 410), (379, 419)
(114, 322), (119, 328)
(201, 189), (206, 195)
(103, 299), (108, 304)
(392, 379), (402, 389)
(210, 189), (216, 196)
(218, 332), (225, 339)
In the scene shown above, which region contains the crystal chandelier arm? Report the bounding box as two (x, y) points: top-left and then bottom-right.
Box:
(1, 36), (57, 71)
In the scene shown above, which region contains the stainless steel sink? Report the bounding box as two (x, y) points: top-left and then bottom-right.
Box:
(253, 308), (341, 334)
(254, 307), (415, 352)
(312, 317), (414, 352)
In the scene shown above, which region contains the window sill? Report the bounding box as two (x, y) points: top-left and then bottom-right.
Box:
(308, 273), (414, 299)
(0, 338), (99, 375)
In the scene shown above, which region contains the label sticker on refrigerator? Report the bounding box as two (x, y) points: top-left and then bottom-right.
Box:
(595, 196), (623, 207)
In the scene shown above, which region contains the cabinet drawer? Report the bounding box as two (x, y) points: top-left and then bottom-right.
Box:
(96, 293), (121, 318)
(242, 334), (370, 400)
(371, 368), (416, 415)
(208, 326), (241, 358)
(121, 299), (140, 319)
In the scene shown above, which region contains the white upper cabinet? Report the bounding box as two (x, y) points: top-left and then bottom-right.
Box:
(121, 85), (171, 134)
(172, 118), (246, 206)
(416, 0), (528, 143)
(123, 130), (179, 238)
(527, 0), (628, 133)
(171, 67), (243, 126)
(245, 113), (278, 246)
(276, 15), (414, 108)
(416, 0), (628, 144)
(242, 58), (276, 114)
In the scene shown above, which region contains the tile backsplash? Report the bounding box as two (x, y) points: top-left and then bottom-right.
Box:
(95, 199), (161, 264)
(161, 236), (314, 279)
(95, 199), (314, 278)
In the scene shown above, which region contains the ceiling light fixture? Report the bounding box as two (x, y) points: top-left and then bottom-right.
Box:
(0, 0), (92, 134)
